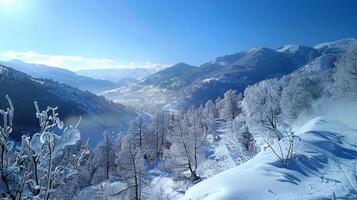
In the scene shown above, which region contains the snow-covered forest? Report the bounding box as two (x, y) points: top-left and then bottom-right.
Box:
(1, 39), (357, 199)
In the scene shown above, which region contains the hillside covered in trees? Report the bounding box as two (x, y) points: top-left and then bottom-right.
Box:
(1, 38), (357, 199)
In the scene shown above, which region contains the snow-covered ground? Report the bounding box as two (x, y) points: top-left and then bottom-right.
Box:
(78, 181), (128, 200)
(181, 117), (357, 200)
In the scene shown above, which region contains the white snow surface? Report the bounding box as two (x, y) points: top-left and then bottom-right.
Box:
(147, 176), (185, 200)
(276, 44), (301, 53)
(181, 117), (357, 200)
(78, 181), (128, 200)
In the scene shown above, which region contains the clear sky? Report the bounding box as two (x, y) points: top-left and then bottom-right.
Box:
(0, 0), (356, 71)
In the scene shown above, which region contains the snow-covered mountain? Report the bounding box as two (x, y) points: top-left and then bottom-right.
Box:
(142, 62), (197, 89)
(0, 60), (120, 93)
(142, 48), (302, 95)
(181, 47), (308, 106)
(182, 117), (357, 200)
(0, 64), (137, 146)
(77, 68), (157, 83)
(103, 39), (356, 110)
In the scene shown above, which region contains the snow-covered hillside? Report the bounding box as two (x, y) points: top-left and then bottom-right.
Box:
(182, 117), (357, 200)
(0, 64), (137, 145)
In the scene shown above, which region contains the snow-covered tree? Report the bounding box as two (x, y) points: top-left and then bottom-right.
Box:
(115, 134), (147, 200)
(88, 132), (116, 184)
(164, 111), (205, 181)
(280, 76), (321, 122)
(149, 111), (170, 158)
(219, 89), (242, 121)
(327, 43), (357, 99)
(203, 99), (218, 120)
(241, 78), (283, 137)
(128, 116), (146, 148)
(215, 96), (223, 114)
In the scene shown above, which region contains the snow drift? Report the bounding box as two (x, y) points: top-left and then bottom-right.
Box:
(182, 117), (357, 200)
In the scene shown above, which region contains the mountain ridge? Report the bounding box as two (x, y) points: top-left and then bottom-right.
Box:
(0, 63), (137, 146)
(102, 38), (356, 111)
(0, 60), (120, 93)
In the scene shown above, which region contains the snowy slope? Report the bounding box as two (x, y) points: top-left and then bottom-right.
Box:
(313, 38), (356, 50)
(182, 117), (357, 200)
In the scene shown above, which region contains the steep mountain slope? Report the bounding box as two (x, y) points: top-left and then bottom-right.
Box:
(182, 117), (357, 200)
(77, 68), (157, 83)
(0, 64), (136, 146)
(1, 60), (119, 93)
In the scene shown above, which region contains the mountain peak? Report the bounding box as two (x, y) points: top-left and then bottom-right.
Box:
(247, 47), (264, 53)
(277, 44), (304, 53)
(141, 62), (196, 89)
(159, 62), (196, 73)
(171, 62), (195, 68)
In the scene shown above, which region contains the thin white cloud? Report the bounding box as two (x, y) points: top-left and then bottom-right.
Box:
(0, 51), (170, 71)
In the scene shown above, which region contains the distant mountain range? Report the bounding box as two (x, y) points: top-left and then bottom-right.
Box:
(0, 64), (137, 146)
(0, 60), (120, 93)
(76, 68), (157, 82)
(103, 38), (356, 110)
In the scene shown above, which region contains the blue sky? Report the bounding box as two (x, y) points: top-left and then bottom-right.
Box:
(0, 0), (356, 71)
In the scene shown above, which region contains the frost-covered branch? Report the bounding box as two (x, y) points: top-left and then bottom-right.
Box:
(264, 129), (300, 167)
(0, 95), (16, 199)
(0, 96), (88, 199)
